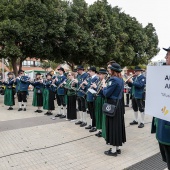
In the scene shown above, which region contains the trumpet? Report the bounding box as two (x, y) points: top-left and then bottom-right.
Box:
(124, 74), (135, 83)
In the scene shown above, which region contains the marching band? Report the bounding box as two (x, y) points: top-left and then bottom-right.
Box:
(0, 63), (146, 157)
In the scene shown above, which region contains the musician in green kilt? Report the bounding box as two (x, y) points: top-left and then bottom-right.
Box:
(92, 69), (108, 137)
(31, 72), (44, 113)
(3, 72), (15, 110)
(43, 73), (56, 115)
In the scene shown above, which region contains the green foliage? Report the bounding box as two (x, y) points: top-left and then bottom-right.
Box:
(0, 0), (160, 73)
(41, 61), (50, 71)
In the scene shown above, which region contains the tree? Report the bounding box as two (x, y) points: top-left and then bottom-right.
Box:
(0, 0), (67, 75)
(59, 0), (93, 70)
(41, 61), (50, 73)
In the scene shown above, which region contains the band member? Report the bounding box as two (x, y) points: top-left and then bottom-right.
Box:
(154, 46), (170, 169)
(102, 63), (126, 156)
(127, 66), (146, 128)
(75, 65), (89, 127)
(14, 70), (30, 111)
(43, 73), (56, 115)
(31, 72), (44, 113)
(92, 69), (108, 137)
(84, 67), (98, 132)
(55, 67), (67, 118)
(64, 72), (77, 120)
(2, 72), (15, 110)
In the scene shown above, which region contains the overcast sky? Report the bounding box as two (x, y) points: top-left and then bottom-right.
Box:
(84, 0), (170, 61)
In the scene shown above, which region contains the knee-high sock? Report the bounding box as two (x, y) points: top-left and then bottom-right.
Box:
(134, 111), (138, 121)
(23, 102), (27, 108)
(19, 102), (22, 108)
(83, 112), (87, 123)
(79, 111), (83, 121)
(140, 112), (145, 124)
(58, 106), (62, 115)
(62, 106), (66, 116)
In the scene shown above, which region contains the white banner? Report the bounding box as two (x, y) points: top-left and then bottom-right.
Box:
(145, 66), (170, 121)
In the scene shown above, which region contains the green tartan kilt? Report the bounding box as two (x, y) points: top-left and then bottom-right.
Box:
(4, 88), (14, 106)
(95, 96), (104, 129)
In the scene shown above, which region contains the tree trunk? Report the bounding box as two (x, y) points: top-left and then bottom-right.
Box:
(19, 59), (23, 71)
(11, 58), (18, 76)
(67, 62), (75, 71)
(19, 58), (26, 71)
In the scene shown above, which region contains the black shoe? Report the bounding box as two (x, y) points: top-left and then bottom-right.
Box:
(47, 112), (53, 116)
(35, 110), (39, 112)
(104, 149), (117, 156)
(89, 127), (97, 132)
(55, 114), (62, 117)
(117, 149), (121, 154)
(23, 108), (26, 111)
(95, 131), (102, 137)
(130, 120), (138, 125)
(85, 125), (92, 129)
(60, 115), (66, 118)
(75, 121), (82, 125)
(80, 122), (87, 127)
(18, 108), (22, 111)
(44, 112), (49, 115)
(38, 110), (42, 113)
(138, 123), (144, 128)
(8, 107), (13, 110)
(124, 104), (129, 107)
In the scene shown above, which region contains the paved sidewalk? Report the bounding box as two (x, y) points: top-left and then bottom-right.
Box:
(0, 93), (166, 170)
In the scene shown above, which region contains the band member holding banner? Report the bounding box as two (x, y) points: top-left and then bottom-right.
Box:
(154, 47), (170, 169)
(2, 72), (15, 110)
(75, 65), (88, 127)
(127, 66), (146, 128)
(15, 70), (30, 111)
(31, 72), (44, 113)
(84, 67), (98, 132)
(43, 73), (56, 115)
(55, 67), (67, 118)
(102, 63), (126, 156)
(64, 72), (77, 120)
